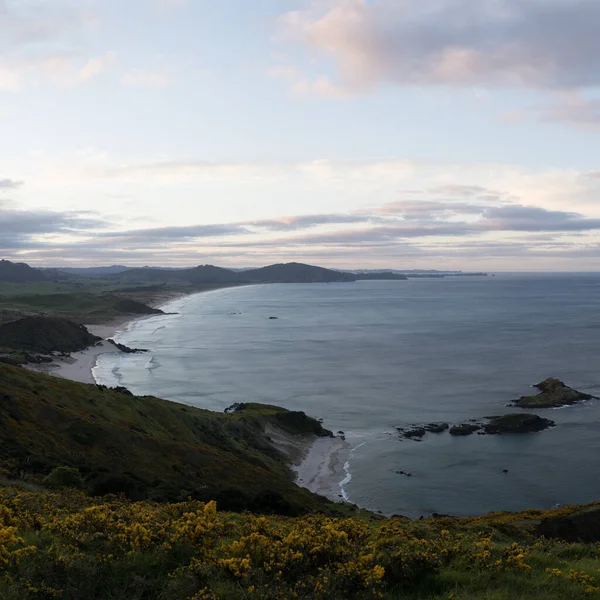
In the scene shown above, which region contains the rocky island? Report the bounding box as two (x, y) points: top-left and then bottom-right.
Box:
(513, 378), (596, 408)
(400, 413), (555, 439)
(483, 413), (555, 434)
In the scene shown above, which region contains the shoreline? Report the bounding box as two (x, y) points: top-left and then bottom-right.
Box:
(265, 424), (352, 502)
(23, 287), (227, 385)
(293, 436), (352, 502)
(24, 340), (120, 385)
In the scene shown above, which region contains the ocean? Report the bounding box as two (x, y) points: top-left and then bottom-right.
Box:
(93, 273), (600, 518)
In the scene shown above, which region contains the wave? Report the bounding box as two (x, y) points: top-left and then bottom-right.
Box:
(340, 441), (367, 502)
(145, 356), (161, 372)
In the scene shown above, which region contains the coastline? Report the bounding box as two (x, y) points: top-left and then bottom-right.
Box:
(24, 340), (119, 385)
(23, 288), (201, 385)
(293, 436), (351, 502)
(265, 423), (351, 502)
(21, 283), (354, 506)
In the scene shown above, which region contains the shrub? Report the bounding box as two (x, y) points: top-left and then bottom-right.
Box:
(42, 466), (84, 490)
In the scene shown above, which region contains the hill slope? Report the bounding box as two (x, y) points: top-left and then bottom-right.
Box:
(0, 365), (334, 514)
(0, 316), (100, 353)
(0, 259), (48, 283)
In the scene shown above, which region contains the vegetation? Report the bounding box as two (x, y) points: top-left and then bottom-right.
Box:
(0, 365), (337, 516)
(42, 466), (84, 490)
(2, 487), (600, 599)
(515, 378), (595, 409)
(0, 317), (101, 354)
(0, 291), (163, 325)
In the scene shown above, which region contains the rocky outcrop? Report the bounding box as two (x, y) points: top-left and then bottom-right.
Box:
(424, 423), (449, 433)
(514, 378), (596, 409)
(449, 424), (481, 436)
(107, 339), (148, 354)
(484, 413), (555, 434)
(399, 411), (556, 441)
(403, 427), (427, 439)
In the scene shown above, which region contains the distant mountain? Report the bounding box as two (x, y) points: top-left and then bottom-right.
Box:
(0, 259), (49, 283)
(350, 271), (408, 281)
(242, 263), (356, 283)
(107, 262), (360, 285)
(52, 265), (131, 277)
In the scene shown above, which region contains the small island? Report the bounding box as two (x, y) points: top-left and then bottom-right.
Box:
(483, 414), (555, 434)
(514, 378), (596, 409)
(400, 413), (555, 439)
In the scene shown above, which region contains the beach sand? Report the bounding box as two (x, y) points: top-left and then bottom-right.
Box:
(24, 290), (191, 384)
(25, 341), (120, 384)
(264, 423), (350, 501)
(293, 437), (351, 501)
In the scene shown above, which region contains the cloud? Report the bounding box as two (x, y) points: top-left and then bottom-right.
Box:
(0, 2), (113, 90)
(94, 158), (417, 184)
(78, 52), (118, 82)
(77, 201), (600, 254)
(102, 223), (251, 241)
(0, 178), (23, 192)
(121, 69), (172, 88)
(268, 65), (351, 98)
(0, 205), (106, 251)
(536, 94), (600, 130)
(278, 0), (600, 92)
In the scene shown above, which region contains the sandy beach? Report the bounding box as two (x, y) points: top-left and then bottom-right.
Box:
(293, 436), (351, 501)
(25, 340), (120, 384)
(22, 289), (198, 385)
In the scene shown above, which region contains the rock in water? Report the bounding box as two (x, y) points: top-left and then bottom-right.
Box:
(449, 423), (481, 436)
(514, 378), (595, 409)
(483, 413), (555, 434)
(403, 428), (427, 439)
(424, 423), (449, 433)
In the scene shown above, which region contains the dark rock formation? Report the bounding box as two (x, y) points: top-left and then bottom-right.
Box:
(107, 339), (148, 354)
(514, 378), (596, 409)
(403, 427), (427, 439)
(536, 508), (600, 542)
(484, 413), (555, 434)
(424, 423), (449, 433)
(449, 423), (481, 436)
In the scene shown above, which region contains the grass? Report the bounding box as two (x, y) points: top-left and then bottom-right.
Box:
(1, 488), (600, 599)
(0, 281), (243, 324)
(0, 364), (341, 516)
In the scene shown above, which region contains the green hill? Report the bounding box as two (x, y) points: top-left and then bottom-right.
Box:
(0, 365), (334, 515)
(0, 316), (101, 354)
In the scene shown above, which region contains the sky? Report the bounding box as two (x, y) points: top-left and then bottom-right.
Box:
(1, 0), (600, 270)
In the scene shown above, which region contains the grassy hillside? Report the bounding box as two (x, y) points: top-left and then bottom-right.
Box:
(0, 291), (163, 324)
(0, 365), (336, 515)
(0, 317), (101, 354)
(2, 487), (600, 599)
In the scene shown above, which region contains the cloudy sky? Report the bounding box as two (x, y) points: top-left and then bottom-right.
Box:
(2, 0), (600, 270)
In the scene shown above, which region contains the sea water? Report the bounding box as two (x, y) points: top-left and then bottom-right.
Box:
(93, 274), (600, 518)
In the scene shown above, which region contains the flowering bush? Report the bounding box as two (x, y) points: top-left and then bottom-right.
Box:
(1, 487), (600, 599)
